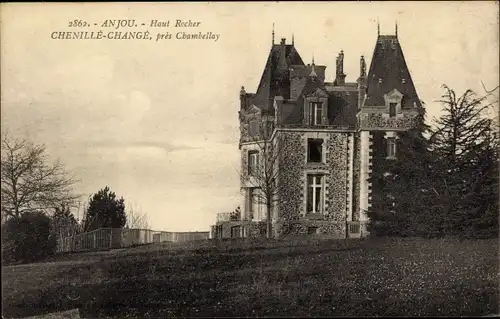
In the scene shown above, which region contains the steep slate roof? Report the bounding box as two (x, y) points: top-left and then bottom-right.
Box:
(277, 73), (357, 127)
(364, 35), (421, 108)
(251, 42), (305, 114)
(326, 88), (358, 127)
(290, 65), (326, 82)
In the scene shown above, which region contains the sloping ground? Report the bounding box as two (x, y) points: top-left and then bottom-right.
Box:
(23, 309), (80, 319)
(2, 237), (499, 318)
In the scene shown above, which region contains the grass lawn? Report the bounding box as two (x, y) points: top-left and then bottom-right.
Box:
(2, 237), (499, 318)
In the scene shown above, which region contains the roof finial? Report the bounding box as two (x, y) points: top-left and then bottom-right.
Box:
(292, 33), (294, 45)
(312, 53), (315, 65)
(395, 20), (398, 37)
(310, 62), (317, 78)
(272, 23), (275, 45)
(377, 18), (380, 36)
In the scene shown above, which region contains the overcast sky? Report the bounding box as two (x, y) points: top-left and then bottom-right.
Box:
(1, 2), (498, 231)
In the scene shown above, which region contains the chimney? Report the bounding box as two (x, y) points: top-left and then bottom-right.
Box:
(360, 55), (366, 78)
(277, 38), (288, 74)
(358, 56), (367, 111)
(335, 50), (346, 86)
(280, 38), (286, 58)
(239, 86), (246, 110)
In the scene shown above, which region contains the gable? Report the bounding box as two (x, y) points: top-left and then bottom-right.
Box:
(305, 87), (329, 99)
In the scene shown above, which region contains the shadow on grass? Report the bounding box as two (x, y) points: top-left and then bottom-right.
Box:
(2, 238), (498, 318)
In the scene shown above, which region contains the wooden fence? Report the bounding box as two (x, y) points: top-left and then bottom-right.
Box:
(56, 228), (210, 253)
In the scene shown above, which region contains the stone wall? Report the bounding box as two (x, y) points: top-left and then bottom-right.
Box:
(274, 130), (350, 238)
(325, 133), (348, 221)
(240, 147), (248, 187)
(212, 221), (267, 239)
(245, 221), (267, 238)
(275, 221), (346, 238)
(277, 132), (305, 221)
(359, 112), (418, 130)
(352, 132), (361, 221)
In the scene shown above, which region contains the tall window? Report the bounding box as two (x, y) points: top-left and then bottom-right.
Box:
(307, 175), (324, 214)
(231, 226), (242, 238)
(248, 188), (255, 216)
(248, 151), (259, 176)
(389, 102), (397, 117)
(310, 102), (323, 125)
(248, 188), (260, 220)
(307, 139), (323, 163)
(387, 138), (397, 158)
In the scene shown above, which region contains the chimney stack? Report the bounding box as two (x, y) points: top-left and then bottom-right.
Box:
(335, 50), (346, 86)
(240, 86), (246, 110)
(357, 56), (367, 110)
(360, 55), (366, 78)
(277, 38), (288, 73)
(280, 38), (286, 56)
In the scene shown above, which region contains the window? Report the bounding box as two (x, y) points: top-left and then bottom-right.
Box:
(231, 226), (242, 238)
(307, 139), (323, 163)
(248, 188), (259, 217)
(389, 102), (397, 117)
(248, 188), (254, 214)
(387, 138), (396, 158)
(308, 226), (319, 235)
(248, 151), (259, 175)
(307, 175), (324, 214)
(310, 102), (323, 125)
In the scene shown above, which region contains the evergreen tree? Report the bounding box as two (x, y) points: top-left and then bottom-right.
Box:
(368, 105), (438, 237)
(51, 204), (79, 239)
(430, 85), (498, 237)
(84, 187), (126, 231)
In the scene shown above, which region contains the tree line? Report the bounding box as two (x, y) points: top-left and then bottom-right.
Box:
(1, 135), (151, 264)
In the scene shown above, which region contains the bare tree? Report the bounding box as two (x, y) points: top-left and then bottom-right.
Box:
(125, 202), (151, 229)
(1, 134), (80, 223)
(242, 133), (285, 238)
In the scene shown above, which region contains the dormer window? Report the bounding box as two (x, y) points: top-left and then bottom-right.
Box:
(402, 78), (406, 84)
(389, 102), (397, 117)
(384, 89), (403, 117)
(310, 102), (323, 125)
(378, 78), (383, 84)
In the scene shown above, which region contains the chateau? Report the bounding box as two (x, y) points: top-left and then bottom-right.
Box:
(211, 25), (422, 239)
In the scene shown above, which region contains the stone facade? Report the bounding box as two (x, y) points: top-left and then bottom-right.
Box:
(359, 112), (419, 131)
(275, 220), (346, 238)
(325, 133), (348, 221)
(352, 132), (361, 221)
(277, 132), (305, 221)
(212, 29), (422, 239)
(275, 131), (349, 225)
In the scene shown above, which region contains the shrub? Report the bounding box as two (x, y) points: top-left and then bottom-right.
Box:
(2, 211), (57, 264)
